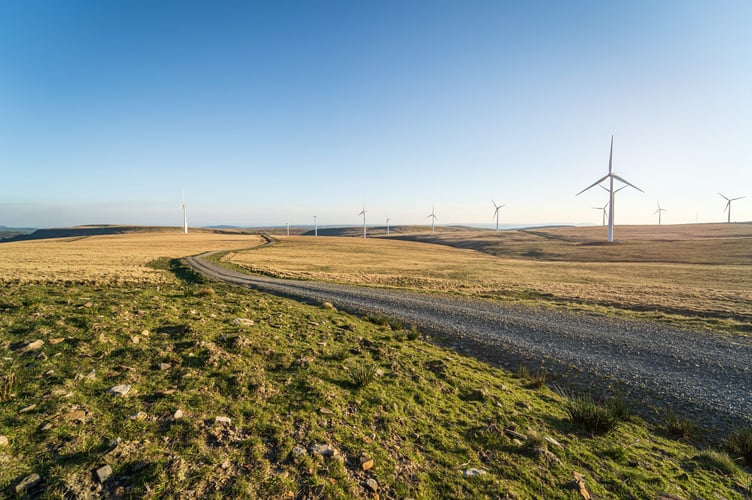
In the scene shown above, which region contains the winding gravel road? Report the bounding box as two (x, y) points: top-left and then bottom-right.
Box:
(187, 252), (752, 435)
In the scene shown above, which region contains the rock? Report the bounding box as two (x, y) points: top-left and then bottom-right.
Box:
(40, 422), (53, 431)
(215, 416), (231, 425)
(20, 339), (44, 353)
(364, 478), (379, 492)
(62, 410), (86, 422)
(462, 468), (488, 477)
(504, 428), (527, 441)
(19, 404), (37, 414)
(292, 446), (307, 457)
(573, 471), (591, 499)
(360, 456), (375, 471)
(83, 302), (93, 308)
(173, 409), (184, 419)
(311, 443), (337, 457)
(159, 363), (172, 371)
(95, 465), (112, 483)
(128, 411), (147, 421)
(233, 318), (255, 326)
(545, 436), (563, 448)
(0, 435), (9, 446)
(15, 473), (41, 494)
(130, 335), (140, 344)
(108, 384), (131, 396)
(319, 407), (334, 415)
(141, 329), (150, 336)
(48, 337), (65, 345)
(85, 369), (97, 381)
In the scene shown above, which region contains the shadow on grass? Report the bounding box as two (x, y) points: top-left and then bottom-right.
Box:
(146, 258), (205, 285)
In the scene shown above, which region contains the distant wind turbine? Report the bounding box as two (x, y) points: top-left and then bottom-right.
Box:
(491, 200), (505, 231)
(386, 216), (391, 236)
(653, 202), (668, 225)
(593, 202), (609, 226)
(359, 207), (367, 238)
(181, 192), (188, 234)
(426, 205), (438, 233)
(720, 193), (745, 223)
(577, 136), (643, 242)
(286, 220), (290, 236)
(314, 216), (317, 237)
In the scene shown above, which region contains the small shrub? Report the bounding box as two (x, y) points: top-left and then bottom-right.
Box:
(606, 393), (631, 421)
(564, 393), (619, 435)
(664, 410), (699, 439)
(528, 368), (547, 389)
(195, 287), (216, 297)
(405, 325), (420, 340)
(0, 370), (16, 402)
(349, 363), (377, 390)
(695, 449), (739, 475)
(725, 426), (752, 467)
(516, 365), (530, 379)
(365, 313), (388, 327)
(388, 318), (405, 331)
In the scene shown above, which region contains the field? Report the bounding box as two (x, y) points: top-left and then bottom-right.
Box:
(0, 228), (750, 497)
(223, 223), (752, 333)
(0, 229), (264, 284)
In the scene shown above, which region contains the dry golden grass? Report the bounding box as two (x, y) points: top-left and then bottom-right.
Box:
(0, 230), (264, 284)
(224, 225), (752, 330)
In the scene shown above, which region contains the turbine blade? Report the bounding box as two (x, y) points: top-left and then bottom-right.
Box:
(719, 193), (730, 201)
(731, 196), (746, 201)
(577, 174), (610, 196)
(612, 175), (643, 192)
(608, 135), (614, 174)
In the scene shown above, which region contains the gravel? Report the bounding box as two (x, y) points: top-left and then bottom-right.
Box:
(187, 253), (752, 436)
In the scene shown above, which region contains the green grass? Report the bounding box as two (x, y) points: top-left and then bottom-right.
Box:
(0, 278), (749, 498)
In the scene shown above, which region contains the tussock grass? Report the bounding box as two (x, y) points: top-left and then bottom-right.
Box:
(664, 409), (701, 440)
(726, 426), (752, 467)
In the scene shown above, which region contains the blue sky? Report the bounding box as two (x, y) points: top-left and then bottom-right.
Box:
(1, 0), (750, 228)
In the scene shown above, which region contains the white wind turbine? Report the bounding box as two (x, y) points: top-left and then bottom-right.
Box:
(720, 193), (745, 223)
(577, 136), (643, 242)
(653, 202), (668, 225)
(593, 202), (609, 226)
(286, 220), (290, 236)
(181, 192), (188, 234)
(385, 216), (391, 236)
(359, 207), (367, 238)
(426, 205), (438, 233)
(491, 200), (505, 231)
(314, 216), (318, 237)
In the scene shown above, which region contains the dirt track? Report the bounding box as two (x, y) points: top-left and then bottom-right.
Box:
(186, 252), (752, 436)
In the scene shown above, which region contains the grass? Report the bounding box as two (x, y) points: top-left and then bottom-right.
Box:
(0, 276), (749, 497)
(222, 224), (752, 334)
(726, 427), (752, 467)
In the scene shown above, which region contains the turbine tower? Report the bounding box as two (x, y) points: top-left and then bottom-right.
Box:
(181, 192), (188, 234)
(577, 136), (643, 242)
(314, 216), (317, 237)
(491, 200), (505, 231)
(386, 216), (391, 236)
(720, 193), (745, 223)
(653, 202), (668, 225)
(593, 202), (608, 226)
(359, 207), (367, 238)
(426, 205), (438, 233)
(286, 220), (290, 236)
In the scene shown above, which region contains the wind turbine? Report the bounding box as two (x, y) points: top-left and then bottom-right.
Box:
(720, 193), (745, 223)
(653, 202), (668, 225)
(314, 216), (317, 237)
(181, 192), (188, 234)
(359, 207), (367, 238)
(593, 202), (609, 226)
(286, 220), (290, 236)
(426, 205), (438, 233)
(385, 216), (391, 236)
(577, 136), (643, 242)
(491, 200), (505, 231)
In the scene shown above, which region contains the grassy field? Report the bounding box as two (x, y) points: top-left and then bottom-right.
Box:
(223, 224), (752, 334)
(0, 229), (750, 497)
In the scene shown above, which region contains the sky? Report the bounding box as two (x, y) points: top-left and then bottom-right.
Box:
(1, 0), (750, 229)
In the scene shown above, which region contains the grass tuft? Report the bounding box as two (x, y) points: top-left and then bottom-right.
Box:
(561, 391), (628, 435)
(0, 369), (16, 402)
(349, 363), (377, 390)
(695, 449), (739, 475)
(664, 410), (700, 440)
(725, 426), (752, 467)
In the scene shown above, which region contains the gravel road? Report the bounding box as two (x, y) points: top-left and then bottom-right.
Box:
(187, 252), (752, 435)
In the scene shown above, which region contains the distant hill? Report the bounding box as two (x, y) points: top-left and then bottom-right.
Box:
(0, 226), (37, 240)
(0, 225), (227, 243)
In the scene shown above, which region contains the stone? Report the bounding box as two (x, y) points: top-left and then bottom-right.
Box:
(48, 337), (65, 345)
(504, 428), (527, 441)
(364, 478), (379, 492)
(173, 409), (184, 419)
(19, 404), (37, 413)
(130, 335), (140, 344)
(311, 443), (337, 457)
(15, 473), (41, 494)
(319, 407), (334, 415)
(108, 384), (131, 396)
(141, 329), (150, 336)
(215, 416), (231, 425)
(20, 339), (44, 353)
(129, 411), (147, 421)
(462, 468), (488, 477)
(292, 446), (307, 457)
(83, 302), (93, 308)
(573, 471), (591, 499)
(62, 410), (86, 422)
(85, 369), (97, 381)
(360, 456), (375, 471)
(545, 436), (563, 448)
(0, 435), (9, 446)
(95, 465), (112, 483)
(233, 318), (255, 326)
(159, 363), (172, 371)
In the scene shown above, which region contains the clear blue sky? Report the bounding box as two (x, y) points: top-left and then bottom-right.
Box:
(1, 0), (750, 228)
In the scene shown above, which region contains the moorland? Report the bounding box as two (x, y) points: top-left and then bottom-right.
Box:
(0, 225), (750, 498)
